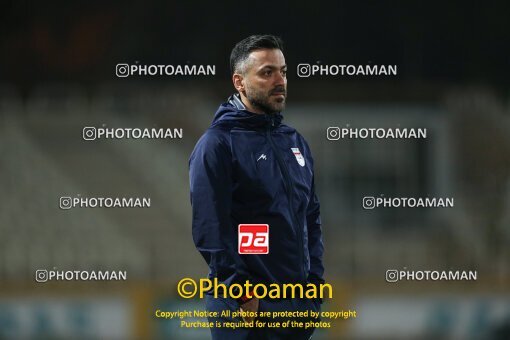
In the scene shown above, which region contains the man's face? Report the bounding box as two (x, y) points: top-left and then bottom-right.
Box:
(240, 49), (287, 114)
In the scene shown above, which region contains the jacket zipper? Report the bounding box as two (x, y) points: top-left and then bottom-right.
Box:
(265, 124), (306, 281)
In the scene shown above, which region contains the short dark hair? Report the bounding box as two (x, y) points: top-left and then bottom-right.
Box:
(230, 35), (284, 75)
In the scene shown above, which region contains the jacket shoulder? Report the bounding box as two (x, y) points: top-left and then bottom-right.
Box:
(200, 126), (231, 146)
(190, 126), (232, 161)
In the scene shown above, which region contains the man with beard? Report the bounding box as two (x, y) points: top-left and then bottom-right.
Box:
(189, 35), (324, 339)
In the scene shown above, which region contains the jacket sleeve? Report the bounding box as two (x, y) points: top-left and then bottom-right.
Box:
(189, 130), (252, 284)
(306, 163), (325, 285)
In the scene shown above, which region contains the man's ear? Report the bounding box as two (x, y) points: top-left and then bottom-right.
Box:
(233, 73), (245, 93)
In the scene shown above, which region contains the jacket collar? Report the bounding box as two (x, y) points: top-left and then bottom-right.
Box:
(228, 93), (247, 111)
(211, 94), (283, 129)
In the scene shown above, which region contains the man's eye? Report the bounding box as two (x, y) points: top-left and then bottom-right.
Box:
(281, 70), (287, 77)
(264, 70), (272, 76)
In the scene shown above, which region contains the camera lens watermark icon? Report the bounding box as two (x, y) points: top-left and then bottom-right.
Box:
(327, 127), (341, 140)
(386, 270), (399, 283)
(116, 63), (130, 77)
(363, 196), (376, 209)
(36, 270), (49, 283)
(297, 64), (311, 77)
(82, 127), (97, 141)
(59, 197), (73, 210)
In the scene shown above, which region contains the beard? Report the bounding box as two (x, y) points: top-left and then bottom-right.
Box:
(245, 84), (286, 114)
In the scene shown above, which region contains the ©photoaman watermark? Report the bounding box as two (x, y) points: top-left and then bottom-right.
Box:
(176, 278), (333, 300)
(35, 269), (127, 282)
(59, 196), (150, 209)
(297, 63), (397, 78)
(363, 196), (454, 209)
(385, 269), (477, 283)
(326, 127), (427, 140)
(83, 127), (183, 141)
(116, 63), (215, 77)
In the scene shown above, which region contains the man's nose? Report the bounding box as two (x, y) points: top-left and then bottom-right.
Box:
(274, 72), (286, 86)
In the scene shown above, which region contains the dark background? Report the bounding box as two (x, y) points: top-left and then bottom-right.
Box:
(3, 2), (509, 89)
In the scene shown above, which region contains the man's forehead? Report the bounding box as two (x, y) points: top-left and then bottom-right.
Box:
(247, 49), (286, 68)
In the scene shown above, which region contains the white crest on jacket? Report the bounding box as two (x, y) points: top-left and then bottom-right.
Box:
(291, 148), (305, 167)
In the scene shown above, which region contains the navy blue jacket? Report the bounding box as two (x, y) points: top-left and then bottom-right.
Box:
(190, 94), (324, 288)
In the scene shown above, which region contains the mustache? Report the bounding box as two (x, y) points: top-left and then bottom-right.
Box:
(270, 86), (286, 95)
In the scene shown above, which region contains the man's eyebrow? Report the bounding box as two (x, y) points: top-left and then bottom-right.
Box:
(258, 64), (288, 70)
